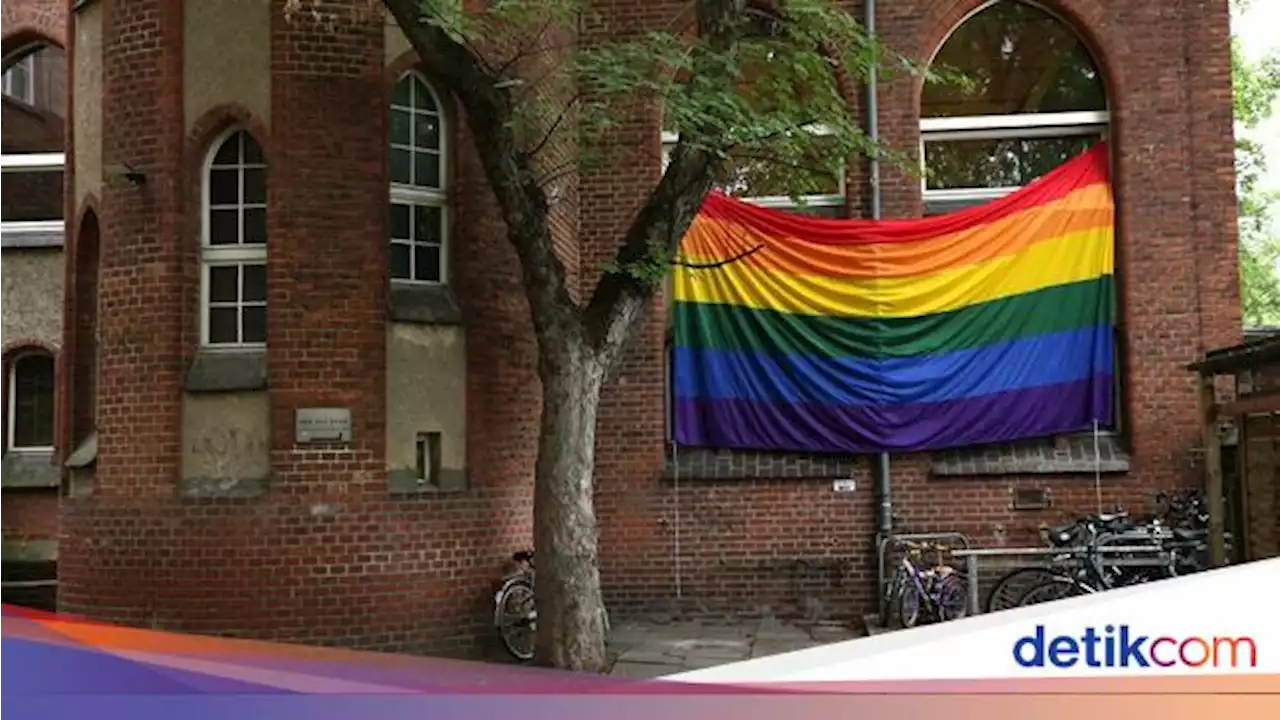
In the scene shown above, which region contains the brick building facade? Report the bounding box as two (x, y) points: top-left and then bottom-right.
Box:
(2, 1), (66, 610)
(0, 0), (1241, 656)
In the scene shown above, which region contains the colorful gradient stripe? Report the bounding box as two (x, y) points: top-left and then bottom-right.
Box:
(672, 142), (1115, 454)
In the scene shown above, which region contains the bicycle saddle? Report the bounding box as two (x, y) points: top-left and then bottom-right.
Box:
(1172, 528), (1206, 542)
(512, 550), (534, 563)
(1096, 512), (1128, 523)
(1046, 524), (1078, 546)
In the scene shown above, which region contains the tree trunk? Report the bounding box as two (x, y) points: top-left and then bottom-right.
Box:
(532, 341), (609, 671)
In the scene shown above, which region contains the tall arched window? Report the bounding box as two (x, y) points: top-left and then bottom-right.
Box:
(920, 0), (1108, 215)
(922, 0), (1120, 433)
(202, 129), (267, 347)
(388, 72), (447, 284)
(7, 350), (55, 451)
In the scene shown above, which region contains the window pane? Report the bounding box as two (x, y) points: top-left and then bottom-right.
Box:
(389, 108), (411, 146)
(392, 77), (412, 106)
(414, 112), (440, 150)
(209, 208), (240, 245)
(242, 168), (266, 204)
(923, 134), (1100, 190)
(922, 1), (1105, 117)
(241, 306), (266, 344)
(414, 244), (441, 283)
(719, 144), (841, 198)
(390, 243), (411, 279)
(390, 148), (411, 185)
(213, 135), (240, 165)
(209, 168), (240, 205)
(413, 149), (440, 188)
(12, 354), (54, 448)
(242, 135), (264, 164)
(414, 79), (438, 112)
(389, 203), (410, 240)
(209, 265), (240, 303)
(242, 264), (266, 302)
(208, 307), (238, 344)
(413, 205), (441, 244)
(243, 208), (267, 245)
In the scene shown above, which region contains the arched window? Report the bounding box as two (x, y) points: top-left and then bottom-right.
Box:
(2, 53), (34, 103)
(920, 0), (1108, 214)
(202, 129), (267, 347)
(923, 0), (1120, 434)
(388, 72), (447, 284)
(7, 351), (55, 451)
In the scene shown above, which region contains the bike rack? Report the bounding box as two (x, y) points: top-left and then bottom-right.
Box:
(950, 545), (1175, 616)
(876, 532), (972, 621)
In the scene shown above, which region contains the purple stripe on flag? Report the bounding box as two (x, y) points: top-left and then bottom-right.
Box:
(673, 376), (1114, 454)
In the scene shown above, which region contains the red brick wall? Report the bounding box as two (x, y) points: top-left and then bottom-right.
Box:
(593, 0), (1242, 621)
(2, 489), (59, 542)
(57, 0), (536, 656)
(55, 0), (1242, 652)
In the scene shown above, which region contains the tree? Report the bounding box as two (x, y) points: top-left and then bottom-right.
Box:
(297, 0), (945, 671)
(1231, 0), (1280, 326)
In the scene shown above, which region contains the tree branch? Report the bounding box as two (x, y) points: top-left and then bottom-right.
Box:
(580, 0), (750, 363)
(382, 0), (580, 340)
(672, 243), (764, 268)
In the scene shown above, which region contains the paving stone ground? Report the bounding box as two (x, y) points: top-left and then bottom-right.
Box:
(604, 616), (862, 677)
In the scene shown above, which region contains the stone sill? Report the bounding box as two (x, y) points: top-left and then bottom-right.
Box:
(389, 284), (463, 326)
(663, 435), (1132, 481)
(1, 450), (60, 488)
(931, 434), (1131, 477)
(664, 447), (863, 481)
(185, 349), (268, 393)
(388, 468), (468, 495)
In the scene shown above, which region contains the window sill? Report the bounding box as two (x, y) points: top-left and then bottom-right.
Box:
(185, 349), (268, 393)
(664, 446), (864, 481)
(931, 434), (1131, 477)
(1, 450), (60, 488)
(388, 467), (468, 495)
(389, 284), (463, 326)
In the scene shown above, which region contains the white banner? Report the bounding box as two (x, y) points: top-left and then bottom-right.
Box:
(669, 559), (1280, 682)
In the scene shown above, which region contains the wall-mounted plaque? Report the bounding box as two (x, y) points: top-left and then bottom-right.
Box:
(295, 408), (352, 443)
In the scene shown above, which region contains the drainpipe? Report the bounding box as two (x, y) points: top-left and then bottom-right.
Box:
(865, 0), (895, 614)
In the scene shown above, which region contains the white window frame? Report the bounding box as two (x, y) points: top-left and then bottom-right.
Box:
(919, 110), (1110, 206)
(6, 350), (56, 453)
(200, 128), (267, 349)
(2, 53), (35, 104)
(0, 152), (65, 244)
(389, 71), (449, 286)
(660, 126), (847, 212)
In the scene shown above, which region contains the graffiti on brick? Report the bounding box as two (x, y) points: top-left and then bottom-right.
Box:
(189, 426), (268, 480)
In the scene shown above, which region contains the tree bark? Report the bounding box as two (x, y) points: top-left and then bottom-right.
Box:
(532, 340), (609, 671)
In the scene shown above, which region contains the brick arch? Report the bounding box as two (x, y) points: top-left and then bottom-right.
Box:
(1, 0), (66, 63)
(0, 338), (59, 356)
(915, 0), (1125, 114)
(186, 104), (272, 170)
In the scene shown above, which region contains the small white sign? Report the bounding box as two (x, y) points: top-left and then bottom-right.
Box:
(832, 479), (856, 493)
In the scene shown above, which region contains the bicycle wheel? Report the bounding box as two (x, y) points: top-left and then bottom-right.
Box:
(494, 575), (536, 661)
(935, 573), (970, 622)
(899, 579), (923, 628)
(1017, 577), (1095, 607)
(879, 568), (906, 628)
(986, 567), (1061, 614)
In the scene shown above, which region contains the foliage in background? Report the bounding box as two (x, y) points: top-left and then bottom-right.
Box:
(1231, 0), (1280, 327)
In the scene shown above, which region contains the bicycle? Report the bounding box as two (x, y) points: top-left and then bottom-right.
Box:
(492, 549), (612, 662)
(493, 550), (536, 661)
(885, 541), (969, 628)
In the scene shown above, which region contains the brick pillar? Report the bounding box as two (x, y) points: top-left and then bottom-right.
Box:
(266, 1), (386, 487)
(58, 0), (185, 622)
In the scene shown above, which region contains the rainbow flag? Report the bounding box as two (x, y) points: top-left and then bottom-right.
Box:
(671, 142), (1115, 454)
